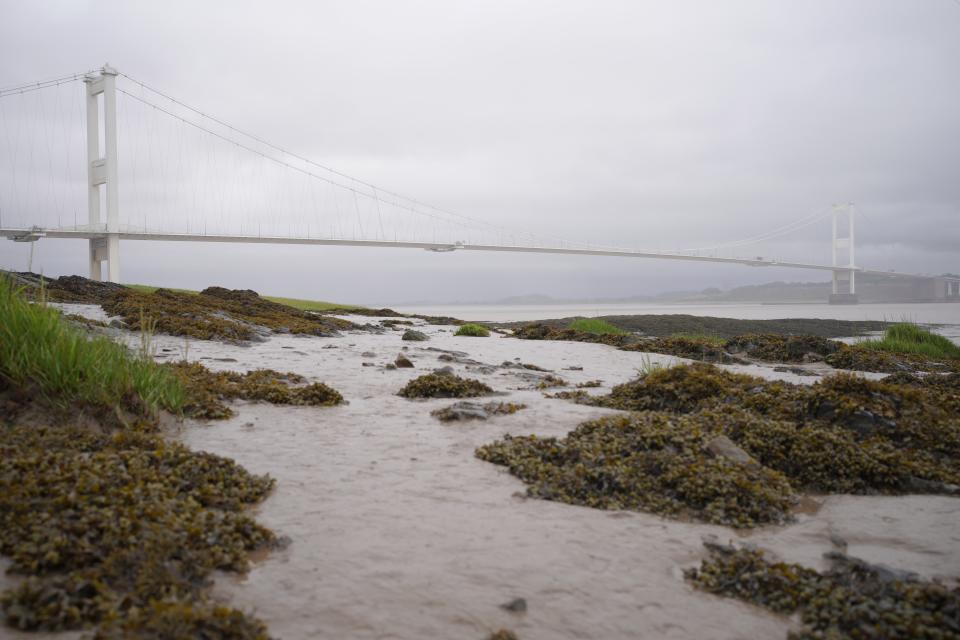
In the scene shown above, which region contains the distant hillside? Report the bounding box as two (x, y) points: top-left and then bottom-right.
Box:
(480, 274), (947, 306)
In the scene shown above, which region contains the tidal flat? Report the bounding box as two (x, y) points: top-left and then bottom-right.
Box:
(23, 295), (957, 640)
(2, 275), (958, 640)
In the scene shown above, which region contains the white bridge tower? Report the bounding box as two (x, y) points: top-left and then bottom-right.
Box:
(84, 65), (120, 283)
(830, 203), (857, 304)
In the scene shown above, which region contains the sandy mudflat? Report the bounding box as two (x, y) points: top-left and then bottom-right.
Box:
(15, 309), (960, 640)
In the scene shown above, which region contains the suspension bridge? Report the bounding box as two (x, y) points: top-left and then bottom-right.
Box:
(1, 66), (956, 303)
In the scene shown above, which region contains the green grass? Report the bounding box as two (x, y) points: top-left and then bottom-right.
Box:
(857, 322), (960, 359)
(260, 295), (361, 312)
(568, 318), (628, 335)
(669, 332), (726, 346)
(455, 323), (491, 337)
(126, 284), (359, 312)
(0, 279), (183, 414)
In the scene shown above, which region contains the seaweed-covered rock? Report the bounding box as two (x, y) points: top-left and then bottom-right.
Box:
(725, 333), (841, 363)
(397, 373), (494, 399)
(101, 287), (356, 342)
(431, 401), (525, 422)
(477, 411), (798, 527)
(686, 542), (960, 639)
(167, 361), (344, 420)
(483, 363), (960, 524)
(0, 424), (275, 634)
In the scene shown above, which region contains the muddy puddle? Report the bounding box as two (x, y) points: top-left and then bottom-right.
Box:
(24, 309), (960, 639)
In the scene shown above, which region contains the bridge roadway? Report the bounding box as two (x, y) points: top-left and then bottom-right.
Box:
(1, 226), (957, 284)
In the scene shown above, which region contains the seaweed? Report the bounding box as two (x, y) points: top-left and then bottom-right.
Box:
(478, 363), (960, 526)
(686, 542), (960, 639)
(724, 333), (841, 363)
(0, 423), (275, 634)
(397, 373), (494, 399)
(101, 287), (357, 343)
(477, 410), (797, 527)
(166, 361), (344, 420)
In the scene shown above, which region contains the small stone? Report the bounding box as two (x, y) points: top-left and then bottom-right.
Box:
(434, 365), (455, 377)
(361, 351), (376, 358)
(431, 401), (489, 421)
(703, 435), (758, 467)
(500, 597), (527, 613)
(395, 353), (414, 368)
(385, 363), (397, 370)
(402, 329), (429, 341)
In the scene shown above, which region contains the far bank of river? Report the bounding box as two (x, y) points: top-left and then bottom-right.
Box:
(394, 301), (960, 326)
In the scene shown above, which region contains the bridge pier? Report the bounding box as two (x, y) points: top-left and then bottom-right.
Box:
(84, 65), (120, 283)
(829, 204), (858, 304)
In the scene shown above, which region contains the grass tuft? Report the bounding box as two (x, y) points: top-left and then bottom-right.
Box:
(0, 278), (183, 416)
(455, 323), (490, 337)
(857, 322), (960, 359)
(568, 318), (627, 335)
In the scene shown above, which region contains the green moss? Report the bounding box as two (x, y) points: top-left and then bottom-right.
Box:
(686, 542), (960, 639)
(455, 323), (491, 337)
(167, 361), (344, 420)
(398, 373), (494, 399)
(567, 318), (627, 335)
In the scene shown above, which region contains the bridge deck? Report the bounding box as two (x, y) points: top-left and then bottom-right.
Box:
(2, 227), (956, 282)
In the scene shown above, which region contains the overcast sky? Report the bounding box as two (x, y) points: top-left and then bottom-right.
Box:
(1, 0), (958, 305)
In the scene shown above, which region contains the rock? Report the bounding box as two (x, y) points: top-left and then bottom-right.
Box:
(843, 410), (896, 438)
(108, 318), (127, 329)
(432, 401), (490, 421)
(395, 353), (414, 368)
(499, 597), (527, 613)
(385, 363), (397, 370)
(802, 352), (825, 363)
(703, 435), (758, 468)
(903, 476), (960, 495)
(773, 365), (819, 377)
(322, 344), (338, 349)
(434, 366), (455, 377)
(362, 362), (375, 367)
(564, 365), (584, 371)
(361, 351), (377, 358)
(402, 329), (429, 341)
(438, 353), (455, 362)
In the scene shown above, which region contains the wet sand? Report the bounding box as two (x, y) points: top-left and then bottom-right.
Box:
(22, 309), (960, 639)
